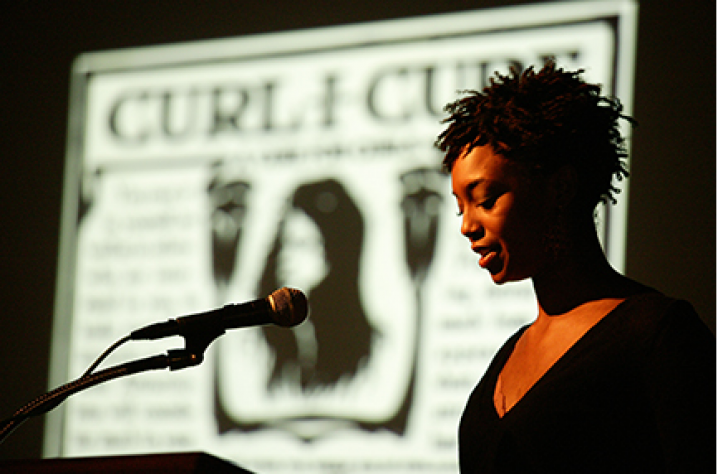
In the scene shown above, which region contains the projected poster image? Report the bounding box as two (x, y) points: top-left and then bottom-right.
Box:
(48, 2), (638, 473)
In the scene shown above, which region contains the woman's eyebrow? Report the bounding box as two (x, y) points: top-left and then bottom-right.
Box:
(452, 178), (490, 200)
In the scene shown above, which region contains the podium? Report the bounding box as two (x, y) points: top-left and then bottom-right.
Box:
(0, 452), (253, 473)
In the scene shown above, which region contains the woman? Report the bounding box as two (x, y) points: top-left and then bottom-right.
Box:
(436, 62), (715, 473)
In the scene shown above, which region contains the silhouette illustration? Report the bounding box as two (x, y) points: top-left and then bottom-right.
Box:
(259, 178), (375, 391)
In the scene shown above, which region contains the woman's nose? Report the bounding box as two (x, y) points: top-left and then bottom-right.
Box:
(461, 211), (482, 240)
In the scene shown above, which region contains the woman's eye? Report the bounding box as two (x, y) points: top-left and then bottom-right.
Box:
(479, 196), (498, 209)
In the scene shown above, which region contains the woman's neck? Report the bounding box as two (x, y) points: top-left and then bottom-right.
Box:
(531, 225), (645, 317)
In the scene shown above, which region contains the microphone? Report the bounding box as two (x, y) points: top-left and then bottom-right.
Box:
(130, 287), (308, 341)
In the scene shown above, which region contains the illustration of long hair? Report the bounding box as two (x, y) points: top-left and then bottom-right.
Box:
(258, 178), (375, 391)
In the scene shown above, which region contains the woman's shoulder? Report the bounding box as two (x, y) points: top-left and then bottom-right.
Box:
(613, 289), (714, 353)
(619, 289), (701, 325)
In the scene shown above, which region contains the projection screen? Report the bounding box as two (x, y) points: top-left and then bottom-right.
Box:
(47, 1), (637, 472)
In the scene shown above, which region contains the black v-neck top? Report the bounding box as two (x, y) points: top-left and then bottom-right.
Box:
(458, 291), (715, 473)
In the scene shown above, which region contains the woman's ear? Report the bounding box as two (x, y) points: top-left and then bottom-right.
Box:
(550, 164), (578, 209)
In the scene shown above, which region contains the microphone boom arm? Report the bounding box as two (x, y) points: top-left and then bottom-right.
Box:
(0, 349), (199, 445)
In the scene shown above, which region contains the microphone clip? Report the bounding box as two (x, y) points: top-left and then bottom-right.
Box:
(166, 348), (205, 371)
(169, 308), (230, 369)
(131, 306), (230, 370)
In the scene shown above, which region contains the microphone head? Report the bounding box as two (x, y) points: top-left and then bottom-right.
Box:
(268, 287), (308, 327)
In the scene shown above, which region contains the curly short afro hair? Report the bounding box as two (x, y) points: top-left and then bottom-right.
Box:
(435, 61), (635, 209)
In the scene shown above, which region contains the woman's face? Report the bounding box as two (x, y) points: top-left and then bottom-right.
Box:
(277, 208), (329, 290)
(451, 145), (555, 285)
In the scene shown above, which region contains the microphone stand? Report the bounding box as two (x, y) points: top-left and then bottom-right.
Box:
(0, 321), (225, 445)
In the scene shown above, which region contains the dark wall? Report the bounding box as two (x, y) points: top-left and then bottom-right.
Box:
(1, 0), (714, 461)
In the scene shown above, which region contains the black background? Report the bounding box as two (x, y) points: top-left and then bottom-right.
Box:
(1, 0), (714, 461)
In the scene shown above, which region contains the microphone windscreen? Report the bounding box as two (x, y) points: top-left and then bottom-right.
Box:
(269, 287), (308, 327)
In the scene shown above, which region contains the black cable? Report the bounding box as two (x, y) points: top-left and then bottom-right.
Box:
(82, 334), (132, 377)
